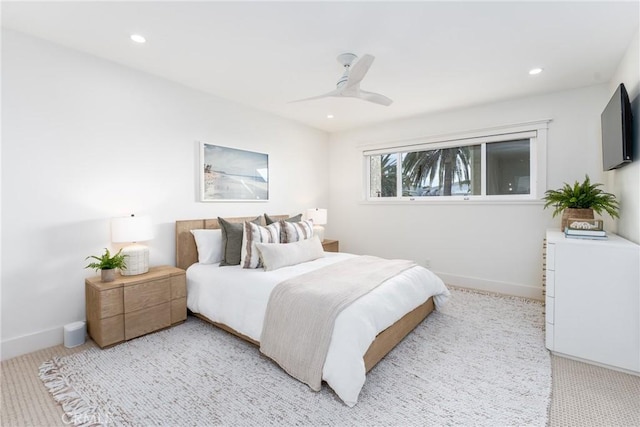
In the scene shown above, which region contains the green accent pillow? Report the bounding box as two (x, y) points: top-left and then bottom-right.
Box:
(264, 213), (302, 225)
(218, 216), (260, 266)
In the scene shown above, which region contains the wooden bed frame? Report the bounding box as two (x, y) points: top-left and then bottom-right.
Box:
(176, 215), (435, 372)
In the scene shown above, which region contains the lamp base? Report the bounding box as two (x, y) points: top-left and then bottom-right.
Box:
(121, 244), (149, 276)
(313, 225), (325, 242)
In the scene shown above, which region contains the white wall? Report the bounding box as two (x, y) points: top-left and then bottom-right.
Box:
(328, 85), (613, 300)
(607, 29), (640, 244)
(1, 30), (329, 360)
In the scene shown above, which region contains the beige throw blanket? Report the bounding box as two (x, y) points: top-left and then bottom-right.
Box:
(259, 255), (416, 391)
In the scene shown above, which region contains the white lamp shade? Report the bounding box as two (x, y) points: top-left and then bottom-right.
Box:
(111, 215), (154, 243)
(306, 208), (327, 225)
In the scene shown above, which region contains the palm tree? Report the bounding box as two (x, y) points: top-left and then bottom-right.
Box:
(402, 147), (473, 196)
(380, 153), (397, 197)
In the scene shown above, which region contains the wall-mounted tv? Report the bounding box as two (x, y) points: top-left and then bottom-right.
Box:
(601, 83), (633, 171)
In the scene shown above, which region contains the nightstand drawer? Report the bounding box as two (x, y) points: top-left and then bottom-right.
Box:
(322, 240), (339, 253)
(124, 278), (171, 313)
(171, 274), (187, 299)
(171, 297), (187, 324)
(94, 287), (123, 318)
(91, 314), (124, 348)
(125, 302), (171, 340)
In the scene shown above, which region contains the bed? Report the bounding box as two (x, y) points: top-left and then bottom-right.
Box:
(176, 215), (450, 406)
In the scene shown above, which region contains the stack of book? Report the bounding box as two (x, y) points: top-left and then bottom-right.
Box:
(564, 227), (608, 240)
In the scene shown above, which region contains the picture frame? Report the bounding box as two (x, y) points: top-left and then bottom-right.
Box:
(199, 142), (269, 202)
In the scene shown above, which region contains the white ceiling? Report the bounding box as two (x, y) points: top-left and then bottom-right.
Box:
(2, 1), (638, 133)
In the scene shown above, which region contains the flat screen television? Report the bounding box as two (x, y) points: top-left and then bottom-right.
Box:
(601, 83), (633, 171)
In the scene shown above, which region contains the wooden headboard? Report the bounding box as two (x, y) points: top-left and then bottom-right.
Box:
(175, 215), (288, 270)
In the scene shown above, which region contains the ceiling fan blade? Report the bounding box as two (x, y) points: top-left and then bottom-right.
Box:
(344, 54), (374, 89)
(290, 53), (391, 106)
(289, 88), (341, 103)
(358, 90), (393, 106)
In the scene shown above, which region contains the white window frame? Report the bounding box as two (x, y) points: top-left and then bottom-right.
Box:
(362, 120), (549, 203)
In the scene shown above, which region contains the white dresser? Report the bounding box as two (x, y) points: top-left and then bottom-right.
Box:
(545, 230), (640, 373)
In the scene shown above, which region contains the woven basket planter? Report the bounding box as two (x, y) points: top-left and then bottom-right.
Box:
(561, 208), (594, 231)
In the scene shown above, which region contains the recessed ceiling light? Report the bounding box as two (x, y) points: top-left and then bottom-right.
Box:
(130, 34), (146, 44)
(529, 67), (543, 75)
(327, 114), (334, 119)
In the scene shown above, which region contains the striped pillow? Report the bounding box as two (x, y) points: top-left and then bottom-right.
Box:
(241, 221), (281, 269)
(280, 219), (314, 243)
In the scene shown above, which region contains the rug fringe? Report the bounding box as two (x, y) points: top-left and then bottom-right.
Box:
(39, 357), (107, 426)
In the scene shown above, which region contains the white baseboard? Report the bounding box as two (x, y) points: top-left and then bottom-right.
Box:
(1, 325), (65, 361)
(434, 271), (543, 301)
(552, 351), (640, 376)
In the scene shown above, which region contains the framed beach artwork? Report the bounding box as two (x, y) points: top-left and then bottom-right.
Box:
(199, 142), (269, 202)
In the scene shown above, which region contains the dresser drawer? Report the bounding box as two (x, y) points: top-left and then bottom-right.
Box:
(545, 323), (554, 350)
(125, 302), (171, 340)
(546, 243), (556, 271)
(545, 297), (554, 325)
(124, 278), (171, 313)
(546, 270), (555, 297)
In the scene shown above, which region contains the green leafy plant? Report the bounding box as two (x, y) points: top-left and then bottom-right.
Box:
(85, 248), (127, 271)
(542, 175), (620, 218)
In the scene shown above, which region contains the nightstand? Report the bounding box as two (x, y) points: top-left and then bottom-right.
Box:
(322, 239), (339, 252)
(85, 265), (186, 348)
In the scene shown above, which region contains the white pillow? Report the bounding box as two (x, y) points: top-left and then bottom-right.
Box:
(241, 221), (281, 269)
(280, 219), (314, 243)
(255, 235), (324, 271)
(190, 229), (223, 264)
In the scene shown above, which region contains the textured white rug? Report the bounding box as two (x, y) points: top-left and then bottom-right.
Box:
(40, 289), (551, 426)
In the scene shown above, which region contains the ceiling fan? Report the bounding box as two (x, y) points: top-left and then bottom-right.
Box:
(292, 53), (393, 106)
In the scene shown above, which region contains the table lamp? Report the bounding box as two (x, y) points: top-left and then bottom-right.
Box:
(111, 214), (154, 276)
(306, 208), (327, 242)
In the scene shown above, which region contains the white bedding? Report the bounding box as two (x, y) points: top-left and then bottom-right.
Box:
(187, 252), (450, 406)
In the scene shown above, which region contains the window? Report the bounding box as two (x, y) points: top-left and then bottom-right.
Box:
(363, 121), (548, 201)
(369, 154), (397, 198)
(486, 139), (530, 195)
(401, 145), (481, 197)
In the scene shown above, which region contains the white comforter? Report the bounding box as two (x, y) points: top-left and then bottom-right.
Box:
(187, 252), (450, 406)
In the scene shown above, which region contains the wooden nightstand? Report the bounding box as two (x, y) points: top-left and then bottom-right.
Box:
(85, 265), (186, 348)
(322, 239), (339, 252)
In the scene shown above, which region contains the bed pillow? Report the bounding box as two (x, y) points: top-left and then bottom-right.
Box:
(264, 213), (302, 225)
(190, 229), (223, 264)
(218, 216), (261, 266)
(255, 235), (325, 271)
(241, 221), (281, 269)
(280, 219), (314, 243)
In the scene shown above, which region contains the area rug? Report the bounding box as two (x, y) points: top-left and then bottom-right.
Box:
(40, 289), (551, 426)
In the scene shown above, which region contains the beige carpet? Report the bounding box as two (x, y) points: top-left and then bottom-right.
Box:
(1, 341), (95, 427)
(2, 325), (639, 426)
(550, 355), (640, 426)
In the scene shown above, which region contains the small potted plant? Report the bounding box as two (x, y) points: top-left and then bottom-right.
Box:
(542, 175), (620, 230)
(85, 248), (128, 282)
